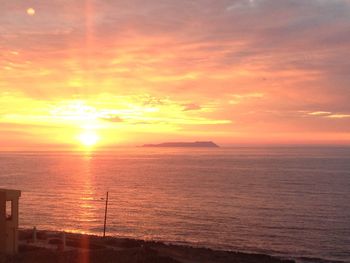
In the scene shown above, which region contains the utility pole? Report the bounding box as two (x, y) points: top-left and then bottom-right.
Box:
(103, 191), (109, 237)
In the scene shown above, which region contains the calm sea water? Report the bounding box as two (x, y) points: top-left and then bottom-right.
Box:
(1, 147), (350, 262)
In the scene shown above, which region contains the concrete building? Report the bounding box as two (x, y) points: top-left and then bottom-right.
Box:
(0, 189), (21, 255)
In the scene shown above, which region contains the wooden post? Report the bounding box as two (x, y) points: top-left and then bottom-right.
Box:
(33, 226), (37, 243)
(103, 191), (109, 237)
(62, 232), (66, 251)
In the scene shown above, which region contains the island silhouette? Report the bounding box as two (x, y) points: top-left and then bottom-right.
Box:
(142, 141), (219, 148)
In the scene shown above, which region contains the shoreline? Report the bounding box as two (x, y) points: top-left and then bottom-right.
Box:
(2, 229), (297, 263)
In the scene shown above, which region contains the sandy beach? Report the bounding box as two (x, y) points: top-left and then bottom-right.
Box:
(0, 229), (295, 263)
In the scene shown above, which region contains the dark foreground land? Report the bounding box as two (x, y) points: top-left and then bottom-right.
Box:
(0, 230), (294, 263)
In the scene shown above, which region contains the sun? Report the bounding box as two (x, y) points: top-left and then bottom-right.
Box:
(78, 131), (100, 147)
(26, 8), (36, 16)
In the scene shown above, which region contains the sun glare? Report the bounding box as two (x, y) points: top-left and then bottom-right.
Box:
(78, 131), (100, 147)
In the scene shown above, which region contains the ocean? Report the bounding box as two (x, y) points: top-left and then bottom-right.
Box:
(1, 147), (349, 262)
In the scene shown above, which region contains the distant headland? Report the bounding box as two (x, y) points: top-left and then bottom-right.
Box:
(142, 141), (219, 148)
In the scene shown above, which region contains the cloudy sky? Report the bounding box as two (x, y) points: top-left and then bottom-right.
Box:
(1, 0), (350, 149)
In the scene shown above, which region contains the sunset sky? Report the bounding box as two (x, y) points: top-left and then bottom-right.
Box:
(1, 0), (350, 150)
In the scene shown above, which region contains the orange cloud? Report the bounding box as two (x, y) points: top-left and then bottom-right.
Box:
(0, 0), (350, 148)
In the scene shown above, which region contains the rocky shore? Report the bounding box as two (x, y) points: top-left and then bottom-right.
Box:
(0, 230), (294, 263)
(0, 229), (296, 263)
